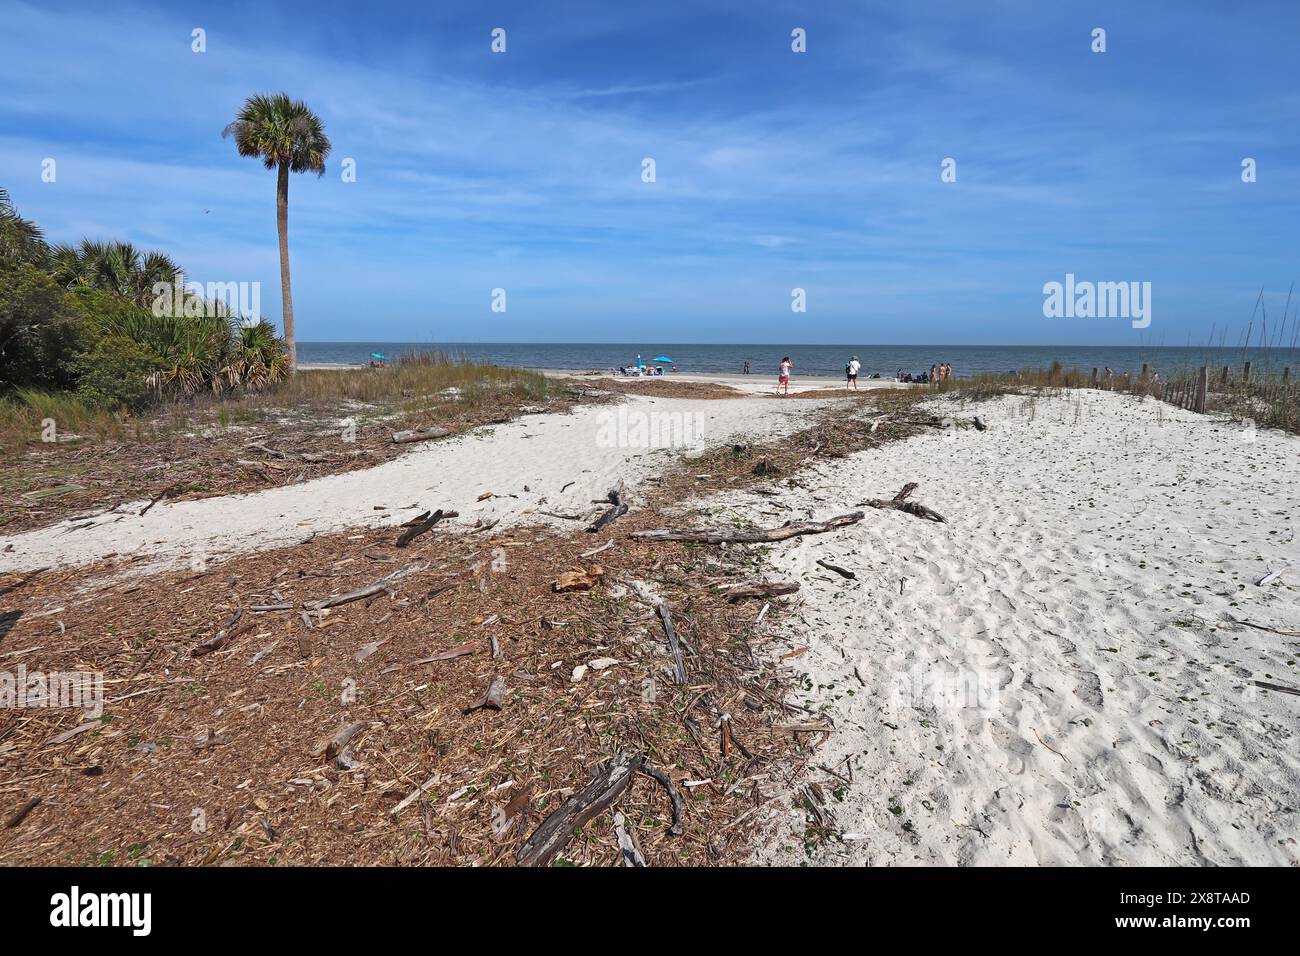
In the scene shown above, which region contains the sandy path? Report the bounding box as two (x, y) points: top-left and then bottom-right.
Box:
(0, 395), (818, 574)
(730, 389), (1299, 865)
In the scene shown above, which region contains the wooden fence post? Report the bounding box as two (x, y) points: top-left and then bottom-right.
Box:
(1220, 365), (1230, 385)
(1243, 361), (1252, 383)
(1284, 368), (1292, 385)
(1091, 367), (1099, 388)
(1195, 365), (1208, 413)
(1140, 363), (1149, 383)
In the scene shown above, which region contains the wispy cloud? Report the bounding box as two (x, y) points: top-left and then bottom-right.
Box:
(2, 0), (1298, 344)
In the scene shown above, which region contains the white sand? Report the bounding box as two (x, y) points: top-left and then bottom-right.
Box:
(0, 394), (819, 574)
(8, 380), (1297, 866)
(717, 389), (1298, 865)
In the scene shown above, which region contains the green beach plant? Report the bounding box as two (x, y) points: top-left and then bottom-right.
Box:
(48, 239), (181, 307)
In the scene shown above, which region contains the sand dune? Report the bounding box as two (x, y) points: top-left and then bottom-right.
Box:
(736, 389), (1300, 865)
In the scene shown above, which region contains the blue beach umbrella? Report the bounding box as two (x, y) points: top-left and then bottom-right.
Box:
(652, 356), (673, 363)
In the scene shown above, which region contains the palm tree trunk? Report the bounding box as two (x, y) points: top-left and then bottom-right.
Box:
(276, 161), (296, 373)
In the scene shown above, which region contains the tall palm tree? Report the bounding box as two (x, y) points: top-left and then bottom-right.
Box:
(222, 93), (330, 372)
(0, 186), (49, 266)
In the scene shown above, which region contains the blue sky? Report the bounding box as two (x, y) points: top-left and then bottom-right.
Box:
(2, 0), (1299, 345)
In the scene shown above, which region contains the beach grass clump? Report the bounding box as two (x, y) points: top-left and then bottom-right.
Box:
(0, 388), (127, 445)
(1206, 375), (1299, 434)
(939, 362), (1088, 402)
(282, 348), (553, 411)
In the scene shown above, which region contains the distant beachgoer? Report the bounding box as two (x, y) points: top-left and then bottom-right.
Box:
(778, 356), (793, 396)
(743, 360), (751, 375)
(930, 364), (938, 385)
(1104, 366), (1113, 388)
(846, 355), (861, 390)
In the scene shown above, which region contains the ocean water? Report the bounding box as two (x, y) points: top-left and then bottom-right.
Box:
(297, 342), (1297, 380)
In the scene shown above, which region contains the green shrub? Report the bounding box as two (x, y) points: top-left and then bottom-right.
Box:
(0, 259), (83, 393)
(73, 333), (159, 411)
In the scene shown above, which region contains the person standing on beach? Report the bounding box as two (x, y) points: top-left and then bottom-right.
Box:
(930, 363), (938, 385)
(778, 356), (793, 395)
(846, 355), (861, 390)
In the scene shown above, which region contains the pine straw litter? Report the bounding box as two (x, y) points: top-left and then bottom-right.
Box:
(0, 390), (939, 867)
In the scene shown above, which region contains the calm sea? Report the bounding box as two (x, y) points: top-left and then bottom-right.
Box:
(297, 342), (1297, 380)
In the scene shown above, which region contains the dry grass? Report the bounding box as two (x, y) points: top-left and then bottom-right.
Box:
(937, 360), (1300, 435)
(0, 356), (593, 535)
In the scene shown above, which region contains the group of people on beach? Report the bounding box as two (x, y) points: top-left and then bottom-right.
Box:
(743, 355), (962, 395)
(896, 362), (953, 384)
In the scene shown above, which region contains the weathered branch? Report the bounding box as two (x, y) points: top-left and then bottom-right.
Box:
(657, 603), (687, 685)
(311, 720), (366, 761)
(392, 426), (451, 445)
(395, 508), (457, 548)
(860, 483), (946, 523)
(721, 581), (800, 603)
(631, 511), (864, 544)
(638, 763), (683, 836)
(517, 751), (645, 866)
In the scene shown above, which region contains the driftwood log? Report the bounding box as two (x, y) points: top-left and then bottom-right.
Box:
(816, 559), (856, 580)
(303, 581), (388, 612)
(395, 508), (457, 548)
(613, 813), (646, 867)
(465, 675), (506, 713)
(517, 751), (645, 866)
(631, 511), (864, 544)
(311, 720), (366, 761)
(1255, 680), (1300, 697)
(391, 426), (451, 445)
(722, 581), (800, 603)
(191, 609), (256, 657)
(5, 796), (42, 829)
(586, 483), (628, 533)
(861, 483), (946, 523)
(657, 603), (688, 685)
(412, 642), (476, 664)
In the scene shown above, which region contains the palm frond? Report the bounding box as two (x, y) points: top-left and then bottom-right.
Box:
(223, 93), (331, 176)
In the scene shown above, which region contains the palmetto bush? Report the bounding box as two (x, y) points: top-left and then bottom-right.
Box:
(49, 239), (181, 307)
(1, 186), (289, 410)
(225, 320), (289, 389)
(62, 284), (286, 399)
